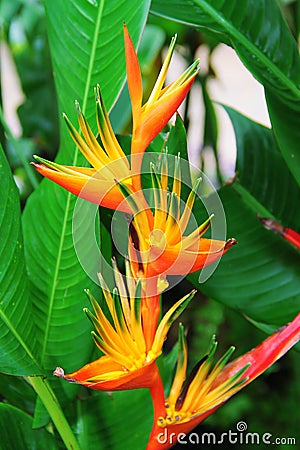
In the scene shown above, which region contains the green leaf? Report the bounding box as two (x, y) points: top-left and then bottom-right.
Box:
(166, 114), (188, 160)
(227, 106), (300, 229)
(189, 111), (300, 325)
(265, 90), (300, 187)
(0, 145), (40, 376)
(0, 403), (58, 450)
(75, 390), (152, 450)
(0, 373), (36, 415)
(150, 0), (300, 184)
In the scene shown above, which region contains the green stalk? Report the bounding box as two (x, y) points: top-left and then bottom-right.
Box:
(28, 376), (81, 450)
(0, 104), (39, 189)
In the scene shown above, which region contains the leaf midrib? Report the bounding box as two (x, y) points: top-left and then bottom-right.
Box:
(0, 309), (41, 372)
(193, 0), (299, 97)
(41, 0), (105, 363)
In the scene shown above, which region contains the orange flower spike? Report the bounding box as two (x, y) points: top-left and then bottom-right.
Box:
(123, 24), (199, 173)
(119, 153), (236, 278)
(147, 313), (300, 449)
(54, 262), (196, 392)
(31, 87), (134, 213)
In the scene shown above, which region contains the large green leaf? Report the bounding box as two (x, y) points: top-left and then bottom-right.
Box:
(0, 145), (39, 376)
(22, 0), (151, 418)
(150, 0), (300, 185)
(0, 403), (58, 450)
(189, 110), (300, 325)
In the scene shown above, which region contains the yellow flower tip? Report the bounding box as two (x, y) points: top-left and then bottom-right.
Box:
(75, 100), (82, 116)
(32, 155), (46, 165)
(95, 83), (101, 97)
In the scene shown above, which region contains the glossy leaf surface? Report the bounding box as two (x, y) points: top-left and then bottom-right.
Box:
(0, 145), (39, 376)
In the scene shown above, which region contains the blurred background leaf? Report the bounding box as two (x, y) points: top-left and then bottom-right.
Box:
(150, 0), (300, 186)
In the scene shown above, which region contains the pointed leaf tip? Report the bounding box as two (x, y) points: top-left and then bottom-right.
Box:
(75, 100), (82, 116)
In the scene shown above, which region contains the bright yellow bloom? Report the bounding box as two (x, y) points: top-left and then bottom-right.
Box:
(119, 153), (236, 279)
(54, 261), (195, 391)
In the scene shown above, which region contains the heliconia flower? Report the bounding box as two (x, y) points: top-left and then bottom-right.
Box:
(32, 25), (199, 207)
(147, 313), (300, 449)
(53, 261), (196, 391)
(124, 23), (199, 173)
(31, 87), (135, 212)
(118, 153), (236, 279)
(259, 217), (300, 250)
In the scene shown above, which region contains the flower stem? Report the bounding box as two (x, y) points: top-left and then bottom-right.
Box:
(28, 376), (80, 450)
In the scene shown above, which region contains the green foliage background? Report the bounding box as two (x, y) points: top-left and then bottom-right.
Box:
(0, 0), (299, 448)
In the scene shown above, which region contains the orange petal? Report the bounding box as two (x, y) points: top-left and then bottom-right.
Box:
(133, 75), (197, 154)
(32, 163), (131, 212)
(146, 238), (236, 277)
(57, 355), (158, 390)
